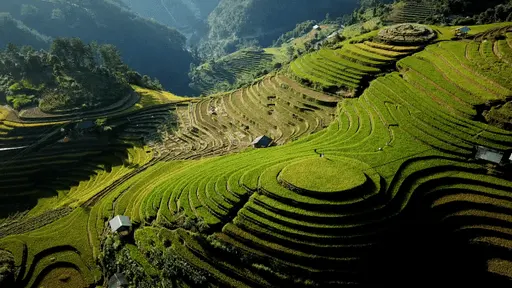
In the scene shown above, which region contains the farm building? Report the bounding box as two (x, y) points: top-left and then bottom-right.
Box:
(252, 135), (272, 148)
(108, 273), (128, 288)
(455, 26), (471, 36)
(313, 25), (321, 30)
(109, 215), (132, 234)
(474, 146), (507, 165)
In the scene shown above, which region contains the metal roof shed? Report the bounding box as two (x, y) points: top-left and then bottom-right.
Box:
(108, 273), (128, 288)
(457, 26), (471, 33)
(475, 146), (505, 164)
(252, 135), (272, 148)
(109, 215), (132, 233)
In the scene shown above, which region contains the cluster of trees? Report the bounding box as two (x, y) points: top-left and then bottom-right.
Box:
(342, 0), (393, 26)
(416, 0), (512, 24)
(101, 230), (210, 288)
(163, 210), (210, 233)
(0, 38), (162, 112)
(452, 1), (512, 24)
(0, 250), (14, 287)
(483, 101), (512, 131)
(0, 0), (194, 94)
(272, 20), (317, 46)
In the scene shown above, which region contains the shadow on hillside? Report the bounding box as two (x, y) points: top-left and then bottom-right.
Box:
(366, 191), (512, 286)
(0, 142), (130, 220)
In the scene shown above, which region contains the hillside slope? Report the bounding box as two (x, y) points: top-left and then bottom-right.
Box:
(199, 0), (359, 58)
(119, 0), (220, 42)
(0, 0), (194, 95)
(0, 23), (511, 287)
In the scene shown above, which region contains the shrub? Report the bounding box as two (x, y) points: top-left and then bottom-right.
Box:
(6, 94), (35, 110)
(0, 250), (15, 286)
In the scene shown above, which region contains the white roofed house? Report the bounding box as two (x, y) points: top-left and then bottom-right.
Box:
(474, 146), (508, 165)
(109, 215), (132, 235)
(252, 135), (273, 148)
(109, 273), (128, 288)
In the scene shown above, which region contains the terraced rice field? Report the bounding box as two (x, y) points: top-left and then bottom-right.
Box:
(1, 25), (512, 287)
(152, 74), (338, 159)
(290, 40), (420, 94)
(190, 49), (276, 94)
(387, 0), (435, 24)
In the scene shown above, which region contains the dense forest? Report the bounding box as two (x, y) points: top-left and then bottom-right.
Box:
(410, 0), (512, 24)
(0, 38), (160, 113)
(198, 0), (359, 58)
(0, 0), (194, 95)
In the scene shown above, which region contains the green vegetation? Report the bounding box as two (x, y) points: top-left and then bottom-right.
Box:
(288, 35), (420, 94)
(6, 94), (35, 110)
(0, 249), (14, 286)
(34, 267), (86, 288)
(484, 101), (512, 130)
(199, 0), (359, 58)
(1, 17), (512, 288)
(0, 0), (194, 94)
(279, 157), (368, 194)
(189, 48), (278, 95)
(387, 0), (436, 24)
(0, 39), (134, 113)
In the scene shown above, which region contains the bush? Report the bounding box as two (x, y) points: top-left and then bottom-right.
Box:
(6, 94), (35, 110)
(0, 250), (15, 286)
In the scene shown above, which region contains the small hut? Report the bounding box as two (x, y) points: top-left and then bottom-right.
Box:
(475, 146), (506, 165)
(252, 135), (272, 148)
(313, 25), (321, 30)
(109, 215), (132, 234)
(455, 26), (471, 37)
(108, 273), (128, 288)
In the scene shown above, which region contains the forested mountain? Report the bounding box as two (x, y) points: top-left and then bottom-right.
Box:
(198, 0), (359, 58)
(0, 0), (194, 95)
(119, 0), (220, 43)
(0, 38), (161, 113)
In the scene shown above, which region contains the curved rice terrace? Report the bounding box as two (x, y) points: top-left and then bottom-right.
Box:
(289, 35), (423, 96)
(190, 48), (280, 95)
(1, 23), (512, 287)
(387, 0), (436, 25)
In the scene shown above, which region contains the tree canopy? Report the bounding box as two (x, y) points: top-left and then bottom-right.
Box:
(0, 38), (161, 112)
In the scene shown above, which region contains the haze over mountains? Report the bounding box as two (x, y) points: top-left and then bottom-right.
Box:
(0, 0), (360, 95)
(0, 0), (193, 94)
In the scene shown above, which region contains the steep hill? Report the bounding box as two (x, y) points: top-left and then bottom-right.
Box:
(119, 0), (220, 43)
(0, 0), (194, 95)
(189, 47), (287, 95)
(199, 0), (359, 58)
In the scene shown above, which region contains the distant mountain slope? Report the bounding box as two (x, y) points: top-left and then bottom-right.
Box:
(0, 0), (194, 95)
(199, 0), (359, 58)
(0, 13), (50, 49)
(120, 0), (220, 42)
